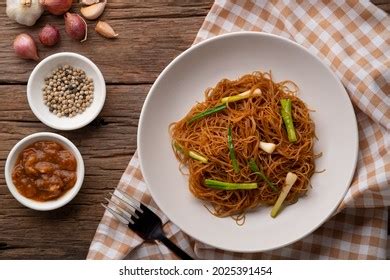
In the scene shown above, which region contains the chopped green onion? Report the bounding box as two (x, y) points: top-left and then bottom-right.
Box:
(188, 151), (208, 163)
(248, 158), (277, 192)
(204, 179), (257, 190)
(173, 142), (185, 154)
(280, 99), (297, 142)
(173, 142), (208, 163)
(188, 104), (227, 124)
(221, 88), (261, 104)
(228, 126), (240, 173)
(271, 172), (298, 218)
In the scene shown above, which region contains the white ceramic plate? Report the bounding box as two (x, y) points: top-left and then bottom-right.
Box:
(138, 32), (358, 252)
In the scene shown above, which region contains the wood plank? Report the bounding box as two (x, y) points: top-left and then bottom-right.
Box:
(0, 0), (211, 260)
(371, 0), (390, 12)
(0, 1), (211, 84)
(0, 84), (148, 259)
(375, 3), (390, 12)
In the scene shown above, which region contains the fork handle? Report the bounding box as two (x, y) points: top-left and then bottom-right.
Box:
(160, 237), (193, 260)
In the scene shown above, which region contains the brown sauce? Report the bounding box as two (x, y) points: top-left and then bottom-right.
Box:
(12, 141), (77, 201)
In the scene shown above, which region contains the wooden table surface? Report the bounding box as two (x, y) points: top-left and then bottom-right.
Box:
(0, 0), (213, 259)
(0, 1), (388, 260)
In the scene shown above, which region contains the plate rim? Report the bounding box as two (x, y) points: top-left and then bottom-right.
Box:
(137, 31), (359, 253)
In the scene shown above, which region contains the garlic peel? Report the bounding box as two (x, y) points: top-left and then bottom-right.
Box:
(80, 0), (106, 20)
(95, 21), (118, 39)
(80, 16), (88, 42)
(6, 0), (44, 26)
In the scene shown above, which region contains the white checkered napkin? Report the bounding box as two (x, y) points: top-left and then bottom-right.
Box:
(88, 0), (389, 260)
(196, 1), (390, 128)
(195, 0), (390, 209)
(88, 154), (195, 260)
(88, 154), (387, 260)
(193, 207), (388, 260)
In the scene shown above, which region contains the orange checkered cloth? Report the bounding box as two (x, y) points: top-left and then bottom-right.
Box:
(88, 0), (389, 259)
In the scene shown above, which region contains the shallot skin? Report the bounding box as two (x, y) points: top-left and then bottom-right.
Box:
(40, 0), (73, 16)
(39, 24), (61, 46)
(64, 12), (87, 42)
(13, 33), (39, 61)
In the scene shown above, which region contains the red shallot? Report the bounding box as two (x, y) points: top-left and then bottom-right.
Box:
(39, 24), (60, 46)
(40, 0), (72, 16)
(13, 33), (39, 61)
(64, 12), (87, 42)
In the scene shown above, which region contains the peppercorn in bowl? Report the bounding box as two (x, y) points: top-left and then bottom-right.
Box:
(27, 52), (106, 130)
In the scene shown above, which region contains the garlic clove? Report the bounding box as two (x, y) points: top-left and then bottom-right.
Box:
(80, 0), (99, 5)
(259, 141), (276, 154)
(80, 0), (106, 20)
(95, 21), (118, 39)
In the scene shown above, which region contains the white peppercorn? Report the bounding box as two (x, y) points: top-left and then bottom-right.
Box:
(42, 65), (94, 118)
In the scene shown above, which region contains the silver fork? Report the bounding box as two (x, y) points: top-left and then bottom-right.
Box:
(101, 189), (193, 260)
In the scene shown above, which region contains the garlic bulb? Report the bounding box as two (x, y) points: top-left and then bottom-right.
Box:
(6, 0), (43, 26)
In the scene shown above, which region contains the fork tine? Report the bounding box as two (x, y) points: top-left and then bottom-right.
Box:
(109, 192), (141, 218)
(104, 197), (139, 220)
(101, 203), (132, 225)
(115, 189), (144, 213)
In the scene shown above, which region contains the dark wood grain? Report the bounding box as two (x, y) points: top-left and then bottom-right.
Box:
(0, 0), (211, 84)
(0, 1), (388, 260)
(0, 84), (148, 259)
(371, 0), (390, 12)
(0, 0), (211, 259)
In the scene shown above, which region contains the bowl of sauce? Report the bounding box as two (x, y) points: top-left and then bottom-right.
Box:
(5, 132), (84, 210)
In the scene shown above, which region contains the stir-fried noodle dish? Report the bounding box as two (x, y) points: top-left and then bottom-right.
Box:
(170, 71), (318, 222)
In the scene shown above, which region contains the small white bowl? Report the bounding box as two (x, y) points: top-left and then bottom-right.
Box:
(4, 132), (85, 211)
(27, 52), (106, 130)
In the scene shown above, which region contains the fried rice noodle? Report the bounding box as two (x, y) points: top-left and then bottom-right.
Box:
(170, 71), (316, 220)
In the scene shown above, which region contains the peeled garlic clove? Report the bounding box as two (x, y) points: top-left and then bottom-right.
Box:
(80, 0), (99, 5)
(95, 21), (118, 39)
(259, 141), (276, 154)
(80, 0), (106, 20)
